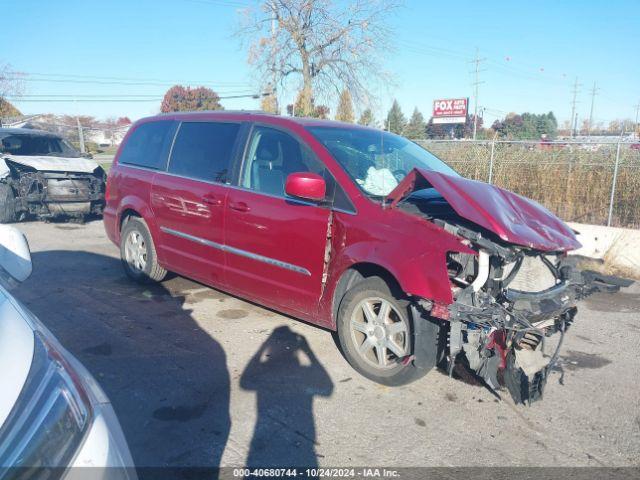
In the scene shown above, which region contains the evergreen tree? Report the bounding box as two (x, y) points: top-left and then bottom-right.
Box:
(386, 99), (406, 134)
(492, 111), (558, 139)
(335, 89), (355, 123)
(358, 108), (376, 127)
(403, 107), (426, 139)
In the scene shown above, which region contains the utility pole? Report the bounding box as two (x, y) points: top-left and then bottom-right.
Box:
(76, 116), (85, 154)
(470, 47), (486, 140)
(634, 101), (640, 140)
(587, 81), (599, 138)
(569, 77), (581, 138)
(269, 0), (278, 114)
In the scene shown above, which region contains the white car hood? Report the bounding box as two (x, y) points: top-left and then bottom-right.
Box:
(0, 154), (100, 178)
(0, 289), (35, 427)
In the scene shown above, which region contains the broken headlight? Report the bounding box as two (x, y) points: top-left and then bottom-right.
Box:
(0, 330), (92, 477)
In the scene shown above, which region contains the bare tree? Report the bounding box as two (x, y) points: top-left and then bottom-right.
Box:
(0, 63), (26, 119)
(238, 0), (400, 116)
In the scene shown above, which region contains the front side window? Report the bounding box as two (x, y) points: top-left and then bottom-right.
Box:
(240, 126), (355, 212)
(307, 126), (459, 197)
(241, 126), (326, 197)
(119, 120), (175, 169)
(168, 122), (240, 183)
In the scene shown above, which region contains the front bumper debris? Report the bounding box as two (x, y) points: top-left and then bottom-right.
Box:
(442, 265), (632, 405)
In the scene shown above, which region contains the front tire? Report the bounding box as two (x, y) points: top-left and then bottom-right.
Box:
(336, 277), (429, 386)
(120, 217), (167, 283)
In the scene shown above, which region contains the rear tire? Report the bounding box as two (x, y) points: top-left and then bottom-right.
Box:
(336, 277), (429, 386)
(0, 183), (17, 224)
(120, 217), (167, 283)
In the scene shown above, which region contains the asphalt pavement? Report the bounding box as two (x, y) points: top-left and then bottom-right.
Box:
(11, 220), (640, 472)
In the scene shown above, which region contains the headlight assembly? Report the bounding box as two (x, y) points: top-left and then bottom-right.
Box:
(0, 330), (92, 478)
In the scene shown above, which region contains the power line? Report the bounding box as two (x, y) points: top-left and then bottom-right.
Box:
(4, 72), (252, 89)
(397, 39), (625, 127)
(182, 0), (250, 8)
(398, 40), (470, 62)
(6, 77), (252, 89)
(10, 92), (268, 103)
(11, 90), (257, 98)
(10, 71), (251, 85)
(400, 39), (570, 87)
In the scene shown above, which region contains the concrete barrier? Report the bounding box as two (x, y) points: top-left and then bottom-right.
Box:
(568, 222), (640, 278)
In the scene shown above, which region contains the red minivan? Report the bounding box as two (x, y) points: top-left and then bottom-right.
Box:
(104, 111), (619, 404)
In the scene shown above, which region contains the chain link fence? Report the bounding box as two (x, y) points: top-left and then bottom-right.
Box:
(415, 139), (640, 229)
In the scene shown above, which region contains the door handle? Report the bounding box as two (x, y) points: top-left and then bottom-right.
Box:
(202, 194), (223, 206)
(229, 201), (250, 212)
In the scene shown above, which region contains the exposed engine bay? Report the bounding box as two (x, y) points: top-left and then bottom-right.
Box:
(438, 220), (629, 404)
(2, 159), (105, 221)
(393, 171), (632, 405)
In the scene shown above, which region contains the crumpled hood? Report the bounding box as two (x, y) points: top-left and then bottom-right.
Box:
(388, 168), (581, 252)
(0, 154), (100, 175)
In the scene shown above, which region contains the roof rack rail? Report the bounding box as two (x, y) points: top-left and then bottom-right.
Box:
(158, 109), (268, 116)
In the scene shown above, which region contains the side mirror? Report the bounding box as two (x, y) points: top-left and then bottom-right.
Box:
(81, 152), (93, 159)
(285, 172), (326, 202)
(0, 225), (32, 290)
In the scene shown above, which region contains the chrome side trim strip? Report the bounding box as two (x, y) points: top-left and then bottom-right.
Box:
(224, 244), (311, 276)
(160, 227), (311, 276)
(161, 226), (222, 250)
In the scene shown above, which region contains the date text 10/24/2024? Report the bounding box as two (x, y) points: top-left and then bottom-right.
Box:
(233, 468), (401, 478)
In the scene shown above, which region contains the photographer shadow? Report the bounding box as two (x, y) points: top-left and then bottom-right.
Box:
(240, 326), (333, 468)
(14, 250), (230, 479)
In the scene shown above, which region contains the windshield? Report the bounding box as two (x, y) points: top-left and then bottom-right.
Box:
(0, 133), (80, 158)
(307, 126), (458, 197)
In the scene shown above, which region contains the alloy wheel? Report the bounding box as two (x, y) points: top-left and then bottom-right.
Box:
(124, 230), (147, 272)
(349, 297), (409, 369)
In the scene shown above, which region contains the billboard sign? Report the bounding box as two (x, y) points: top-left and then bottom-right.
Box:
(432, 98), (468, 124)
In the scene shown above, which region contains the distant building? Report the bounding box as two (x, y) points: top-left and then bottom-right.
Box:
(84, 125), (130, 146)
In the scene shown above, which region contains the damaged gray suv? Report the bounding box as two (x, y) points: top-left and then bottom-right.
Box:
(0, 128), (106, 222)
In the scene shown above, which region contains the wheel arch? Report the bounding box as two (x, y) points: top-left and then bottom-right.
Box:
(113, 194), (156, 245)
(119, 207), (141, 230)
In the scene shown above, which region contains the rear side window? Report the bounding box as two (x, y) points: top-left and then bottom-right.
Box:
(118, 120), (175, 170)
(168, 122), (240, 183)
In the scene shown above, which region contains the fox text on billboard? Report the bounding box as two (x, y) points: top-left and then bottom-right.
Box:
(432, 98), (468, 124)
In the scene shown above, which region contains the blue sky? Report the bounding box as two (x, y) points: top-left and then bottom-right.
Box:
(3, 0), (639, 126)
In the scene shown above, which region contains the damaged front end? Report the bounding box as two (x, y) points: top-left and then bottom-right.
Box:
(439, 221), (630, 404)
(390, 168), (632, 405)
(4, 159), (106, 220)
